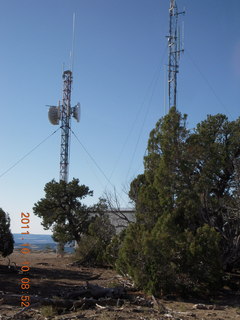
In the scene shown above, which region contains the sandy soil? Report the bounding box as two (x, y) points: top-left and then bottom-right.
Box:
(0, 250), (239, 320)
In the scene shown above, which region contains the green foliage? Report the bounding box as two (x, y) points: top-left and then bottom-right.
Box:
(75, 214), (116, 266)
(117, 221), (222, 295)
(119, 107), (240, 296)
(0, 208), (14, 258)
(33, 178), (94, 244)
(105, 229), (126, 267)
(186, 225), (222, 288)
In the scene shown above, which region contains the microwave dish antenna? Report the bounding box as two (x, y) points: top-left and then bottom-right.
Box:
(48, 106), (60, 125)
(72, 102), (81, 122)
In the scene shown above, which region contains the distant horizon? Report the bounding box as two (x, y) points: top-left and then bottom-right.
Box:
(13, 232), (53, 236)
(12, 233), (74, 252)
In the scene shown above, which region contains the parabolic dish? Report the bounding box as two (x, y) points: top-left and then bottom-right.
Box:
(48, 106), (60, 125)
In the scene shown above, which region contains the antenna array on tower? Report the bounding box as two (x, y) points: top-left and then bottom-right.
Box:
(47, 70), (80, 183)
(47, 14), (80, 183)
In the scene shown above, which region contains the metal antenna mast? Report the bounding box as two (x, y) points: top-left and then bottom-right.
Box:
(48, 15), (80, 183)
(60, 70), (72, 182)
(167, 0), (185, 110)
(48, 71), (80, 182)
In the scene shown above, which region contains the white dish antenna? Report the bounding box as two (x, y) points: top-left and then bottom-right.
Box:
(72, 103), (80, 122)
(48, 106), (60, 125)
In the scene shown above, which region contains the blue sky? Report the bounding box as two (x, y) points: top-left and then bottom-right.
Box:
(0, 0), (240, 234)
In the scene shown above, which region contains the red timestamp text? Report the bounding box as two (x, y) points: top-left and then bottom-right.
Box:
(20, 212), (31, 308)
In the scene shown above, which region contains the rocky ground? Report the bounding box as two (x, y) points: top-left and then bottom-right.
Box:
(0, 250), (239, 320)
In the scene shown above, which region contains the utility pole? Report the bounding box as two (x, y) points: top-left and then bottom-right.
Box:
(167, 0), (185, 110)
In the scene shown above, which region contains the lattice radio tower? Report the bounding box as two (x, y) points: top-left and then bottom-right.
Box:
(167, 0), (185, 110)
(47, 15), (80, 183)
(48, 71), (80, 183)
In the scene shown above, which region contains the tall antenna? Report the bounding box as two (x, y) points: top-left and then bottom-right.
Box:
(48, 71), (80, 182)
(70, 12), (76, 72)
(167, 0), (185, 110)
(60, 70), (72, 182)
(48, 16), (80, 183)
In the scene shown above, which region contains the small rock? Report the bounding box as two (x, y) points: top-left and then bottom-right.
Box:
(212, 305), (226, 310)
(192, 303), (208, 310)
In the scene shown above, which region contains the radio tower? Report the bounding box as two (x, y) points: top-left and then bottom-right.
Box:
(48, 14), (80, 183)
(167, 0), (185, 110)
(60, 70), (72, 182)
(48, 72), (80, 182)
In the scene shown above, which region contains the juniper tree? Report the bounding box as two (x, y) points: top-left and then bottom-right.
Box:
(0, 208), (14, 257)
(33, 178), (94, 244)
(118, 107), (240, 295)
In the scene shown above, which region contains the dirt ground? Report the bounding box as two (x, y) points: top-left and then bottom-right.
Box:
(0, 250), (239, 320)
